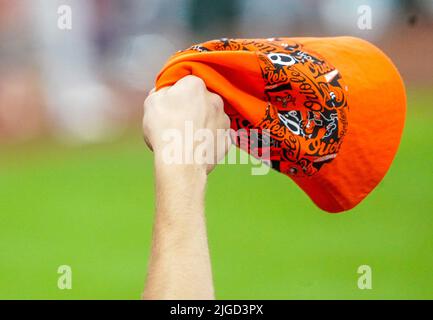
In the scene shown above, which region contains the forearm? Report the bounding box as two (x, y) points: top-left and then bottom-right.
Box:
(142, 76), (230, 300)
(143, 155), (214, 300)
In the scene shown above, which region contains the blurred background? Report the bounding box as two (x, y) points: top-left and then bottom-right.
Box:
(0, 0), (432, 299)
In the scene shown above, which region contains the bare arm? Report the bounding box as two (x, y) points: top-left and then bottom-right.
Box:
(144, 162), (212, 299)
(142, 76), (231, 300)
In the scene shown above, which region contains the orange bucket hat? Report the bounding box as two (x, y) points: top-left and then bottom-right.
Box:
(155, 37), (406, 213)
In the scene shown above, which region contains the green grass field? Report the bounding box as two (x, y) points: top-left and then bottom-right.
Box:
(1, 88), (432, 299)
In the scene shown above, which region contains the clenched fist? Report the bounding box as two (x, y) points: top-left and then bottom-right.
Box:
(143, 75), (231, 173)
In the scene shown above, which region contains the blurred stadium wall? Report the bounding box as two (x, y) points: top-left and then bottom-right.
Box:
(0, 0), (432, 143)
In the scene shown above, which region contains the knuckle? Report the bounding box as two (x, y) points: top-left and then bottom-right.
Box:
(177, 75), (206, 91)
(144, 92), (157, 108)
(187, 75), (206, 87)
(221, 113), (231, 128)
(209, 92), (224, 109)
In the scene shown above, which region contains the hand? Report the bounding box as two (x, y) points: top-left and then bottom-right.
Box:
(142, 76), (229, 299)
(143, 75), (231, 173)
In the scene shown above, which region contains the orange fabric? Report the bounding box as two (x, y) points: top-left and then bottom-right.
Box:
(155, 37), (406, 213)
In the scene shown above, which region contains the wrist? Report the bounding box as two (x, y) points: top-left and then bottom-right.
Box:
(154, 150), (209, 177)
(153, 151), (207, 214)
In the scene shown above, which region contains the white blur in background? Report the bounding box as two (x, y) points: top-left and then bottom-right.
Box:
(0, 0), (432, 144)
